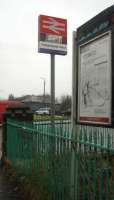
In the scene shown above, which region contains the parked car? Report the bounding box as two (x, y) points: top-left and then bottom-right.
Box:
(35, 107), (50, 115)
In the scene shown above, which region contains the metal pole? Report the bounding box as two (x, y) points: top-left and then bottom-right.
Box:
(70, 31), (77, 200)
(50, 54), (55, 124)
(41, 77), (46, 107)
(44, 79), (45, 105)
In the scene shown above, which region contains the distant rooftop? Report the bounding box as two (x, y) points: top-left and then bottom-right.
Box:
(20, 95), (51, 103)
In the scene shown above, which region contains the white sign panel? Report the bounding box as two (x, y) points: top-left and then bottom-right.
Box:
(78, 32), (111, 124)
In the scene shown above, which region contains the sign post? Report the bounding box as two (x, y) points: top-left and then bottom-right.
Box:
(50, 54), (55, 124)
(38, 15), (67, 124)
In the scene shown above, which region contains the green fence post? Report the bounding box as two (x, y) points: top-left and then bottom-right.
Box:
(2, 113), (8, 163)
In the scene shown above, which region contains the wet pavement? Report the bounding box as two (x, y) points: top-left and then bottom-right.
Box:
(0, 170), (23, 200)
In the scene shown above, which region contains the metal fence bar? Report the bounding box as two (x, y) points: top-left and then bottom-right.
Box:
(5, 118), (114, 199)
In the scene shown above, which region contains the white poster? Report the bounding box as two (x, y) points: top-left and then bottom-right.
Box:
(78, 32), (111, 124)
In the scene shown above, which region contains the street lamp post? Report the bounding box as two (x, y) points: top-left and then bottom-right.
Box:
(41, 78), (46, 107)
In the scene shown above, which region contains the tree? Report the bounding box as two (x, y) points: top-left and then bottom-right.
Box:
(8, 94), (15, 100)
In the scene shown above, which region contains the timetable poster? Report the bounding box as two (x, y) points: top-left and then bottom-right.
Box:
(78, 32), (111, 124)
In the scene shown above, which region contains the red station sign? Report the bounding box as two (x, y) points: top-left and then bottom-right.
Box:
(39, 15), (67, 36)
(38, 15), (67, 55)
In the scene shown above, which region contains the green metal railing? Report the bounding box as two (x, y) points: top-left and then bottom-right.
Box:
(74, 125), (114, 200)
(4, 118), (114, 200)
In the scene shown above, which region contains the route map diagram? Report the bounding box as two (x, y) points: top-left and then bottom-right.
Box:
(81, 61), (109, 108)
(78, 32), (111, 123)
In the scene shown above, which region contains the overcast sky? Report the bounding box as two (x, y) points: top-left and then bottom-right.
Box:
(0, 0), (114, 99)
